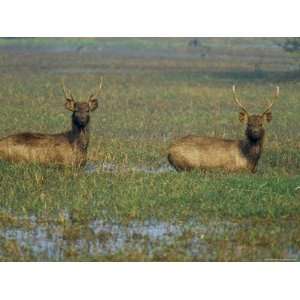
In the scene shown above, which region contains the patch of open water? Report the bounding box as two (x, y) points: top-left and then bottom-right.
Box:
(84, 162), (175, 174)
(1, 215), (299, 261)
(0, 217), (235, 260)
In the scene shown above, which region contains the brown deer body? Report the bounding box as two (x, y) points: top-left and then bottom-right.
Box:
(0, 80), (102, 167)
(168, 86), (279, 173)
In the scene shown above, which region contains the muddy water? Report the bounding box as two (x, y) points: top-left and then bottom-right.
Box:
(1, 217), (299, 261)
(0, 216), (239, 260)
(84, 162), (175, 174)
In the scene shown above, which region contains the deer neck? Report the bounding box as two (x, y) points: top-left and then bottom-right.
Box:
(68, 122), (90, 151)
(241, 133), (265, 171)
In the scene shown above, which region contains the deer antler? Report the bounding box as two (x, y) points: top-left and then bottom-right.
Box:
(263, 86), (279, 114)
(232, 85), (248, 113)
(89, 77), (103, 100)
(62, 80), (74, 100)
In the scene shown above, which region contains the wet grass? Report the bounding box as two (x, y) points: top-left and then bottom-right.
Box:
(0, 162), (299, 222)
(0, 38), (299, 261)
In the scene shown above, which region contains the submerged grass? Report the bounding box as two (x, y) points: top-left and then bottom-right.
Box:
(0, 38), (299, 261)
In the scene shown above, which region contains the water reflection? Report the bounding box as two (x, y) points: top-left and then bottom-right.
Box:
(0, 217), (216, 260)
(1, 217), (299, 261)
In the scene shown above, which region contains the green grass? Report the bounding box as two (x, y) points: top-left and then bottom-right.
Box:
(0, 163), (299, 221)
(0, 38), (299, 261)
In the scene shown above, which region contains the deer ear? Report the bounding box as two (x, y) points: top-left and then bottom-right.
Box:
(239, 111), (248, 123)
(65, 99), (76, 112)
(263, 111), (272, 123)
(88, 98), (98, 111)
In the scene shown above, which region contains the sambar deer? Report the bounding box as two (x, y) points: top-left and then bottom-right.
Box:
(0, 79), (102, 167)
(168, 85), (279, 173)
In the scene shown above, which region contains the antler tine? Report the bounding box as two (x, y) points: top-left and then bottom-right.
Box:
(90, 76), (104, 99)
(232, 85), (248, 113)
(99, 76), (103, 91)
(96, 76), (103, 96)
(276, 86), (280, 97)
(263, 85), (279, 114)
(62, 80), (68, 99)
(62, 80), (74, 100)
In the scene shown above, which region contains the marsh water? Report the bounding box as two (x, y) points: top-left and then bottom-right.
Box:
(84, 162), (174, 174)
(1, 215), (299, 261)
(0, 217), (201, 260)
(0, 216), (231, 260)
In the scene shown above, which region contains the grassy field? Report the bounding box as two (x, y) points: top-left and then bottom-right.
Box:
(0, 38), (299, 261)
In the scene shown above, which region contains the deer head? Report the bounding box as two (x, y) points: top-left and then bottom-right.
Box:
(232, 85), (279, 141)
(62, 78), (102, 128)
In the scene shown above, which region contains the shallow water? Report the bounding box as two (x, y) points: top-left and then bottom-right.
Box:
(0, 218), (207, 260)
(0, 215), (241, 260)
(1, 216), (299, 261)
(84, 161), (174, 174)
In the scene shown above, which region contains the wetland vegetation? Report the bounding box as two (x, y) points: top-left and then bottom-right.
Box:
(0, 38), (299, 261)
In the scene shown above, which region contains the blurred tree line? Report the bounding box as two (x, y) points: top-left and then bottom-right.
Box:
(278, 38), (300, 53)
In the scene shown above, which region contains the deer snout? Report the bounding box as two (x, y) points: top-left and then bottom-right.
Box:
(73, 113), (90, 126)
(247, 126), (264, 141)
